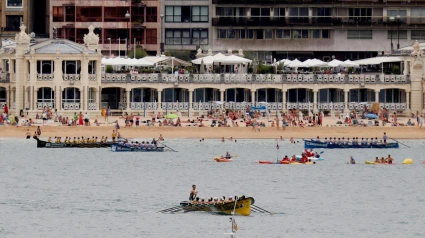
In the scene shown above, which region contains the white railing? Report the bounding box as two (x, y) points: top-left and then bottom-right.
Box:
(317, 102), (345, 110)
(383, 75), (407, 83)
(63, 74), (81, 81)
(130, 102), (159, 110)
(88, 74), (97, 81)
(129, 74), (159, 82)
(161, 102), (190, 110)
(37, 74), (54, 81)
(88, 102), (97, 110)
(63, 102), (80, 110)
(192, 74), (221, 83)
(37, 101), (54, 110)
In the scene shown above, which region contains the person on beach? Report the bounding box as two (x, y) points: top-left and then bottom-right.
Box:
(26, 129), (31, 139)
(383, 132), (387, 144)
(78, 112), (83, 126)
(104, 108), (109, 122)
(36, 126), (41, 137)
(112, 130), (117, 142)
(189, 185), (198, 201)
(159, 134), (164, 141)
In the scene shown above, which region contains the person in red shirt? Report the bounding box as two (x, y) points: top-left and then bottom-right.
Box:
(291, 155), (297, 163)
(301, 153), (308, 163)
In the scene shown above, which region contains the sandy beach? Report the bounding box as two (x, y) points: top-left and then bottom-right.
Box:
(1, 116), (424, 140)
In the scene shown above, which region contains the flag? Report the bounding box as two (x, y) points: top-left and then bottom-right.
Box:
(232, 218), (238, 232)
(276, 143), (279, 150)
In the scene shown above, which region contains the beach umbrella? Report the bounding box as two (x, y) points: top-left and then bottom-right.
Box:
(200, 59), (205, 74)
(327, 59), (344, 67)
(288, 59), (305, 68)
(306, 59), (329, 67)
(166, 113), (178, 119)
(366, 113), (378, 119)
(341, 60), (360, 68)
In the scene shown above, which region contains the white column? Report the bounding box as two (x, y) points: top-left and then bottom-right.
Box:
(406, 90), (410, 112)
(403, 60), (408, 75)
(189, 90), (193, 111)
(344, 90), (349, 113)
(251, 89), (255, 104)
(282, 90), (286, 112)
(157, 90), (162, 110)
(313, 90), (318, 113)
(33, 87), (37, 110)
(375, 90), (379, 102)
(220, 90), (225, 102)
(126, 89), (130, 110)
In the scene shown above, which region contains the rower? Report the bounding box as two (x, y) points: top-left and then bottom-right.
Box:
(316, 136), (320, 142)
(282, 155), (290, 161)
(374, 157), (380, 163)
(314, 152), (320, 158)
(349, 156), (356, 164)
(225, 151), (232, 159)
(387, 154), (394, 164)
(189, 185), (198, 201)
(291, 155), (297, 163)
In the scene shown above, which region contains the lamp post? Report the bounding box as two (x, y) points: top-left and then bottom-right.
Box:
(160, 13), (164, 55)
(107, 38), (111, 56)
(396, 15), (401, 50)
(195, 28), (201, 51)
(389, 16), (395, 53)
(125, 10), (131, 57)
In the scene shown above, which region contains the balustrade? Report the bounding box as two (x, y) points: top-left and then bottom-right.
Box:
(62, 102), (80, 110)
(88, 102), (97, 110)
(63, 74), (81, 81)
(37, 101), (54, 110)
(88, 74), (97, 81)
(37, 74), (54, 81)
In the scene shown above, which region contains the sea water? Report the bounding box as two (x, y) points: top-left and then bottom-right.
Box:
(1, 139), (425, 238)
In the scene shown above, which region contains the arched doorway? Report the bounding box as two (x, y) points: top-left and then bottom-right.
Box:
(101, 87), (124, 110)
(37, 87), (54, 109)
(62, 87), (80, 110)
(0, 87), (6, 109)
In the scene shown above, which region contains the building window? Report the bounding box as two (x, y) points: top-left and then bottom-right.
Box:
(347, 30), (372, 39)
(349, 8), (372, 24)
(165, 29), (190, 45)
(313, 8), (332, 24)
(251, 8), (271, 17)
(387, 30), (407, 39)
(146, 7), (157, 22)
(5, 15), (22, 31)
(293, 29), (309, 39)
(6, 0), (23, 7)
(312, 30), (330, 39)
(289, 8), (308, 24)
(53, 7), (64, 22)
(264, 29), (273, 39)
(274, 8), (285, 17)
(165, 6), (182, 22)
(276, 29), (291, 39)
(146, 29), (157, 44)
(411, 30), (425, 40)
(218, 29), (235, 39)
(216, 7), (234, 16)
(387, 9), (407, 22)
(411, 8), (425, 24)
(192, 6), (208, 22)
(192, 29), (208, 45)
(239, 29), (254, 39)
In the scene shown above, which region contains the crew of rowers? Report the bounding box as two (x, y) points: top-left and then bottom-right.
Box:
(281, 154), (316, 164)
(374, 155), (394, 164)
(47, 136), (109, 144)
(314, 136), (386, 145)
(116, 139), (158, 149)
(191, 195), (246, 205)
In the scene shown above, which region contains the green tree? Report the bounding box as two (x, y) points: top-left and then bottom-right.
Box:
(127, 47), (147, 59)
(165, 50), (192, 61)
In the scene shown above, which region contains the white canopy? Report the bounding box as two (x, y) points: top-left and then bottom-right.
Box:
(328, 59), (344, 67)
(278, 59), (293, 66)
(192, 53), (226, 65)
(143, 56), (191, 66)
(341, 60), (360, 67)
(354, 57), (403, 65)
(101, 57), (153, 66)
(306, 59), (328, 67)
(288, 59), (305, 68)
(214, 55), (252, 64)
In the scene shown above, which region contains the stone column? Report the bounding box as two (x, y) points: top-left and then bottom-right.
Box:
(375, 90), (380, 102)
(33, 86), (37, 110)
(344, 90), (349, 113)
(189, 90), (193, 111)
(58, 86), (62, 111)
(313, 90), (318, 113)
(29, 86), (33, 110)
(282, 90), (287, 112)
(14, 57), (25, 113)
(157, 90), (162, 110)
(82, 86), (86, 111)
(98, 86), (102, 110)
(251, 89), (256, 104)
(406, 90), (411, 114)
(126, 89), (130, 110)
(220, 90), (225, 102)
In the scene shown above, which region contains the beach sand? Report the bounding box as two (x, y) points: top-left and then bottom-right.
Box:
(1, 115), (423, 140)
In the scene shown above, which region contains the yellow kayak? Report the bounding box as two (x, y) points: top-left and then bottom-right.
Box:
(365, 161), (376, 164)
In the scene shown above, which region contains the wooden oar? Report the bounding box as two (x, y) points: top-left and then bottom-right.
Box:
(250, 206), (264, 213)
(159, 206), (181, 213)
(158, 142), (178, 152)
(390, 137), (410, 148)
(252, 205), (274, 215)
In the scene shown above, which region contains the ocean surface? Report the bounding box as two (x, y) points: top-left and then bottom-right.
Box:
(1, 138), (425, 238)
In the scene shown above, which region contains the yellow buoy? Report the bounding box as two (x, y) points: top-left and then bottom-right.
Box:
(403, 158), (413, 164)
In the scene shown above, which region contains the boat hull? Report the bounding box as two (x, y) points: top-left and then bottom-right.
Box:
(304, 140), (399, 149)
(215, 157), (232, 162)
(179, 197), (253, 216)
(34, 137), (111, 148)
(110, 144), (165, 152)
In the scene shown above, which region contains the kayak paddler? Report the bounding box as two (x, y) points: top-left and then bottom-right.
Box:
(350, 156), (356, 164)
(224, 151), (232, 159)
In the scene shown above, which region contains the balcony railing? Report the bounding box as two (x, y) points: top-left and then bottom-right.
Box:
(37, 74), (54, 81)
(101, 73), (410, 84)
(63, 74), (80, 81)
(212, 0), (423, 5)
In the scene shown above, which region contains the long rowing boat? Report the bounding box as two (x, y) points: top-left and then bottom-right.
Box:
(34, 137), (112, 148)
(304, 140), (399, 149)
(110, 144), (165, 152)
(178, 197), (254, 216)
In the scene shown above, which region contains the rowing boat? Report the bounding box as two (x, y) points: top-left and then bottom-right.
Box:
(215, 157), (232, 162)
(259, 160), (314, 165)
(365, 160), (395, 165)
(34, 137), (112, 148)
(179, 197), (254, 216)
(304, 140), (399, 149)
(110, 144), (165, 152)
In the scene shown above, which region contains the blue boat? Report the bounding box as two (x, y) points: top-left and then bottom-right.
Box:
(304, 140), (399, 149)
(111, 144), (165, 152)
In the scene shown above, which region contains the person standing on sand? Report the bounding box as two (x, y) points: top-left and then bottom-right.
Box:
(37, 126), (41, 137)
(104, 108), (109, 122)
(26, 129), (31, 139)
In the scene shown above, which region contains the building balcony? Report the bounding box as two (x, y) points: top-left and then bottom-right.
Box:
(212, 0), (422, 5)
(212, 17), (287, 27)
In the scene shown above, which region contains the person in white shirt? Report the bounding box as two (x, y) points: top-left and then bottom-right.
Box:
(84, 113), (89, 126)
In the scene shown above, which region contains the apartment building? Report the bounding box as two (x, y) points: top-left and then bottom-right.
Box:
(161, 0), (212, 56)
(208, 0), (425, 62)
(0, 0), (34, 39)
(49, 0), (161, 55)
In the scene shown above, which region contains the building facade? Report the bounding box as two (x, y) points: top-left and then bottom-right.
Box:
(0, 0), (33, 39)
(1, 24), (425, 118)
(49, 0), (161, 56)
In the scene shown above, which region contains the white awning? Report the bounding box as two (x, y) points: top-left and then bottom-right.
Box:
(214, 55), (252, 64)
(192, 53), (226, 65)
(353, 56), (403, 65)
(328, 59), (344, 67)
